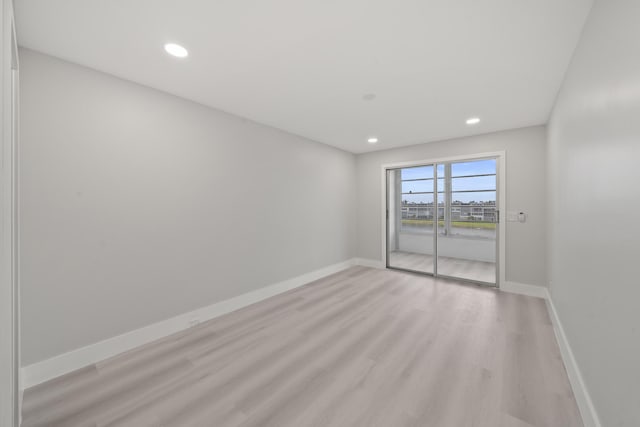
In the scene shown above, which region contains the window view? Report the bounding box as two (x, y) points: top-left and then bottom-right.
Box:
(399, 165), (438, 234)
(387, 158), (497, 284)
(399, 160), (496, 240)
(447, 159), (496, 239)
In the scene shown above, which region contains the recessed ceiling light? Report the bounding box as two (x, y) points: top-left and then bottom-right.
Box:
(164, 43), (188, 58)
(367, 137), (379, 144)
(363, 93), (377, 101)
(466, 117), (481, 125)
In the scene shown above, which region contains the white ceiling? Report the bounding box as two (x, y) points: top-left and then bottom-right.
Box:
(15, 0), (593, 153)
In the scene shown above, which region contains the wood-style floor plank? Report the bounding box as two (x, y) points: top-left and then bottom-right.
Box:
(22, 266), (582, 427)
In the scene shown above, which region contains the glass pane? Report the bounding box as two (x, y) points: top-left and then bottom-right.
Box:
(436, 189), (446, 242)
(388, 166), (434, 274)
(401, 165), (433, 180)
(451, 175), (495, 192)
(402, 193), (434, 204)
(401, 180), (432, 194)
(450, 190), (496, 204)
(448, 221), (496, 238)
(437, 160), (496, 285)
(401, 193), (434, 234)
(451, 159), (496, 177)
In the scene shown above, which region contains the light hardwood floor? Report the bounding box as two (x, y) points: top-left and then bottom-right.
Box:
(22, 267), (582, 427)
(388, 250), (496, 284)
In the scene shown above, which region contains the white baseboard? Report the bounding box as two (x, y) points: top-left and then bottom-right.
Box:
(22, 258), (356, 389)
(500, 281), (548, 298)
(544, 290), (602, 427)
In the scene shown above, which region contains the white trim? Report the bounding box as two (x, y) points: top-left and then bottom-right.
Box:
(380, 151), (505, 170)
(22, 259), (356, 388)
(379, 151), (506, 288)
(500, 281), (548, 299)
(545, 290), (602, 427)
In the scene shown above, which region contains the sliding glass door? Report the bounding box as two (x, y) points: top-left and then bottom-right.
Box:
(386, 157), (498, 285)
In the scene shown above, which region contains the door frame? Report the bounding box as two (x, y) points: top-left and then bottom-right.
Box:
(381, 151), (506, 288)
(1, 0), (20, 425)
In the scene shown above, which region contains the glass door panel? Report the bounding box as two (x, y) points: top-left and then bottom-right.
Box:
(386, 165), (435, 274)
(436, 159), (497, 284)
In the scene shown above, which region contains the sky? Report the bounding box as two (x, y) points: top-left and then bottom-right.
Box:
(399, 159), (496, 204)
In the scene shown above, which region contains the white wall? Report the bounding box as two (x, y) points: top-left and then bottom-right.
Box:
(356, 126), (547, 286)
(19, 49), (356, 366)
(548, 0), (640, 425)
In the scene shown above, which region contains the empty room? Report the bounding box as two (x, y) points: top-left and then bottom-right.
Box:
(2, 0), (639, 426)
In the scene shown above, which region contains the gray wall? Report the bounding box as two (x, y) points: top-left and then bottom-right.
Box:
(19, 49), (356, 365)
(547, 0), (640, 425)
(356, 126), (547, 286)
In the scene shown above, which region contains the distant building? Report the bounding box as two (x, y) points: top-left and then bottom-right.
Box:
(401, 201), (497, 222)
